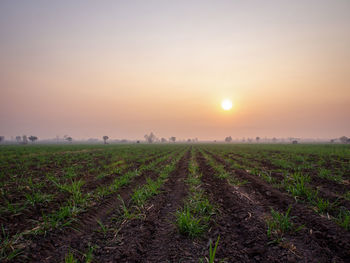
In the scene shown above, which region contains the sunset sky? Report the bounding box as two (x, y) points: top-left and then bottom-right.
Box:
(1, 0), (349, 140)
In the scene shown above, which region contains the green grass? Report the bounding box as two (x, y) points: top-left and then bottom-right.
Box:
(96, 220), (108, 237)
(336, 209), (350, 230)
(175, 152), (214, 238)
(132, 177), (162, 206)
(64, 251), (78, 263)
(176, 206), (207, 238)
(1, 143), (350, 261)
(208, 236), (220, 263)
(283, 172), (317, 202)
(319, 168), (343, 182)
(0, 225), (22, 261)
(266, 206), (301, 243)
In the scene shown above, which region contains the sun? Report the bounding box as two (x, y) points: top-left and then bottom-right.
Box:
(221, 99), (233, 111)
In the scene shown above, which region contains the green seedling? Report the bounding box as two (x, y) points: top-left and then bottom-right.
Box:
(65, 251), (78, 263)
(84, 245), (95, 263)
(315, 198), (332, 214)
(0, 225), (22, 261)
(336, 209), (350, 230)
(176, 206), (206, 238)
(132, 177), (162, 206)
(25, 192), (53, 206)
(96, 220), (108, 237)
(118, 196), (141, 220)
(266, 206), (301, 243)
(208, 236), (220, 263)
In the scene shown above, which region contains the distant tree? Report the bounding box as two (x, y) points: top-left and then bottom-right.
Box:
(187, 139), (192, 143)
(339, 136), (349, 144)
(28, 136), (38, 143)
(248, 138), (252, 143)
(136, 140), (140, 144)
(103, 136), (109, 144)
(144, 132), (156, 143)
(225, 136), (232, 143)
(169, 136), (176, 143)
(292, 140), (298, 144)
(272, 137), (277, 143)
(22, 135), (28, 145)
(256, 136), (260, 143)
(16, 136), (22, 144)
(0, 136), (4, 143)
(66, 136), (73, 143)
(330, 139), (335, 144)
(161, 138), (167, 143)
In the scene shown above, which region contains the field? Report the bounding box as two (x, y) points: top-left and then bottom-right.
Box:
(1, 144), (350, 262)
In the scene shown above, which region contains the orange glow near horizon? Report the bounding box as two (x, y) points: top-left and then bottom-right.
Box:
(0, 1), (350, 140)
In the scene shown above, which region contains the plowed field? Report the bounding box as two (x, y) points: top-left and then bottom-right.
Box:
(1, 144), (349, 262)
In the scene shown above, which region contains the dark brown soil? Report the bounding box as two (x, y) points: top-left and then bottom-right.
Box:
(0, 152), (164, 238)
(225, 151), (350, 209)
(15, 152), (180, 263)
(206, 151), (350, 262)
(5, 147), (350, 263)
(91, 149), (198, 262)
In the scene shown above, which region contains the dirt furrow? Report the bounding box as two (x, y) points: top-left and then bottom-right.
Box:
(196, 152), (306, 262)
(97, 150), (193, 262)
(225, 151), (350, 198)
(207, 151), (350, 262)
(16, 153), (179, 263)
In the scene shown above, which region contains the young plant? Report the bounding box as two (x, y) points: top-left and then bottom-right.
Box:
(96, 220), (108, 237)
(315, 198), (332, 214)
(176, 206), (206, 238)
(336, 209), (350, 230)
(176, 154), (214, 238)
(266, 206), (300, 243)
(25, 192), (53, 206)
(118, 196), (141, 220)
(65, 251), (78, 263)
(83, 245), (95, 263)
(284, 172), (317, 202)
(208, 236), (220, 263)
(0, 225), (22, 261)
(132, 177), (162, 206)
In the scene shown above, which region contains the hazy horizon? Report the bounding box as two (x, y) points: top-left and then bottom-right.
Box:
(1, 1), (350, 140)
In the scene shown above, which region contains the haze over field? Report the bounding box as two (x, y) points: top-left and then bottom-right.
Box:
(1, 0), (349, 140)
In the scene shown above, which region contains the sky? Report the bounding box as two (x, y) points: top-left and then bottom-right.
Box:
(1, 0), (349, 140)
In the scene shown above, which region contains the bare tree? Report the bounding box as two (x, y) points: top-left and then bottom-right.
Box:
(103, 136), (109, 144)
(144, 132), (156, 143)
(0, 136), (4, 143)
(22, 135), (28, 145)
(339, 136), (349, 144)
(225, 136), (232, 143)
(169, 136), (176, 143)
(256, 136), (260, 143)
(16, 136), (21, 144)
(28, 136), (38, 143)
